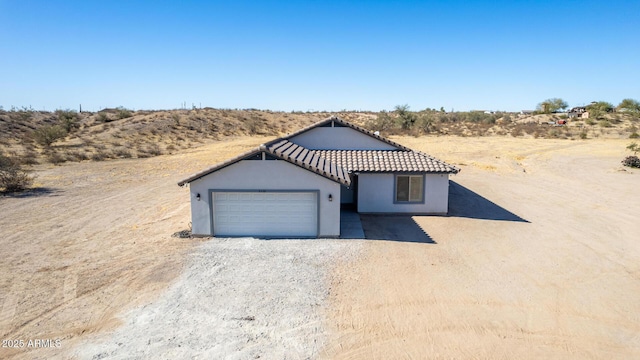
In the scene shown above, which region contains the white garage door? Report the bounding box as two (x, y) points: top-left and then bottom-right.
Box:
(213, 191), (318, 237)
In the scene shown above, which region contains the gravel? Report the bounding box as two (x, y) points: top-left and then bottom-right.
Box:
(74, 237), (362, 360)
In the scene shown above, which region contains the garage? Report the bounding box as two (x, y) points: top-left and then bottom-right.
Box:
(212, 191), (319, 237)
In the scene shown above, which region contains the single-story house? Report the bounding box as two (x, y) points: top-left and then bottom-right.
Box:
(568, 106), (588, 119)
(178, 116), (459, 238)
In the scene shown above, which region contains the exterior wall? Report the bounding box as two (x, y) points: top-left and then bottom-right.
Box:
(340, 184), (354, 204)
(357, 173), (450, 214)
(289, 127), (398, 150)
(189, 160), (341, 237)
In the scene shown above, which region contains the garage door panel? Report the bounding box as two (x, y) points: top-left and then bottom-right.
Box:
(213, 191), (318, 237)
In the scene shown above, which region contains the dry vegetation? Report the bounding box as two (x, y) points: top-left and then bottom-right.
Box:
(1, 107), (638, 171)
(1, 106), (639, 194)
(0, 107), (378, 169)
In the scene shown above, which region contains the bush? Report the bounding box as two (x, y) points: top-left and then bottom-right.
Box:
(580, 131), (588, 139)
(622, 156), (640, 168)
(65, 150), (89, 161)
(146, 143), (162, 156)
(91, 150), (109, 161)
(630, 132), (639, 139)
(0, 152), (34, 192)
(116, 107), (133, 119)
(56, 109), (79, 132)
(47, 151), (67, 165)
(112, 148), (132, 158)
(598, 120), (612, 128)
(33, 125), (67, 147)
(96, 112), (111, 123)
(171, 113), (181, 126)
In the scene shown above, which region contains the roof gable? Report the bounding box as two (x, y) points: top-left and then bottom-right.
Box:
(178, 116), (460, 187)
(282, 116), (409, 151)
(177, 140), (351, 187)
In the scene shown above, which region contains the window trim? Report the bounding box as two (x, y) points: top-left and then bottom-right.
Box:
(393, 174), (425, 204)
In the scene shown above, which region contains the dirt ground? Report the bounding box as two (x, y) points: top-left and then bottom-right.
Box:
(1, 135), (639, 359)
(322, 137), (640, 359)
(0, 136), (272, 359)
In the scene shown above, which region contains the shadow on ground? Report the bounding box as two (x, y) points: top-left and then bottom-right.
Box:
(0, 187), (62, 198)
(360, 215), (436, 244)
(448, 181), (529, 222)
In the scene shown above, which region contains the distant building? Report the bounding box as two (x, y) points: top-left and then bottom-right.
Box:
(568, 106), (588, 119)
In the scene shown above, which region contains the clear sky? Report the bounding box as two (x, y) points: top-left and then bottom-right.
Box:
(1, 0), (638, 112)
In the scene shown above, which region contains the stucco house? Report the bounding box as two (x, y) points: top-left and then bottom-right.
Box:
(178, 116), (459, 238)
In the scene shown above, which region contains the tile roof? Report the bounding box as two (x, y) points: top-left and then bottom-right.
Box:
(267, 140), (351, 185)
(178, 116), (459, 186)
(316, 150), (459, 173)
(177, 140), (351, 186)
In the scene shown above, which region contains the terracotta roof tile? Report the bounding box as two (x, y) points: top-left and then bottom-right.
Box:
(266, 140), (351, 185)
(315, 150), (459, 174)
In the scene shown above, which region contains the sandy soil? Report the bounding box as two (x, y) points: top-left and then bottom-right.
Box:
(73, 238), (361, 360)
(322, 137), (640, 359)
(0, 136), (273, 359)
(2, 135), (639, 359)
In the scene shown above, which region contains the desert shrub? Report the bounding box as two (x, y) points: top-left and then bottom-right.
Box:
(47, 151), (67, 165)
(65, 150), (89, 161)
(630, 132), (639, 139)
(91, 150), (109, 161)
(166, 144), (177, 151)
(9, 107), (33, 121)
(33, 125), (67, 147)
(56, 109), (79, 132)
(598, 120), (612, 128)
(621, 156), (640, 168)
(171, 113), (181, 125)
(112, 148), (132, 158)
(96, 112), (111, 123)
(367, 112), (398, 133)
(415, 113), (437, 134)
(547, 128), (561, 138)
(136, 148), (151, 158)
(580, 131), (588, 139)
(0, 152), (34, 192)
(116, 107), (133, 119)
(146, 143), (162, 156)
(585, 118), (596, 126)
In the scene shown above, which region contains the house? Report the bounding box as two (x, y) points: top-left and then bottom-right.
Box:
(177, 116), (459, 238)
(568, 106), (588, 119)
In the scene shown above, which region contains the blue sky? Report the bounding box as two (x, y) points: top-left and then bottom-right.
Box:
(1, 1), (638, 112)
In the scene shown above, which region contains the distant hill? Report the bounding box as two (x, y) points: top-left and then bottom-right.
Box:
(0, 108), (637, 166)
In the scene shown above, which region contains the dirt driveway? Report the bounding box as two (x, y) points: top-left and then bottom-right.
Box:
(322, 138), (640, 359)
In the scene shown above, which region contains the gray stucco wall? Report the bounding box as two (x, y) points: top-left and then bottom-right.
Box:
(340, 184), (354, 204)
(357, 173), (450, 214)
(289, 127), (398, 150)
(188, 159), (341, 237)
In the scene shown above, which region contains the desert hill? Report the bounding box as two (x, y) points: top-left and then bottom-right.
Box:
(0, 107), (637, 166)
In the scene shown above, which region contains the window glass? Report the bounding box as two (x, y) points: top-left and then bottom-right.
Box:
(409, 176), (423, 201)
(396, 176), (409, 201)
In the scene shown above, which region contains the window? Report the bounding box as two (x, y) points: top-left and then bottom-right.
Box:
(395, 175), (423, 202)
